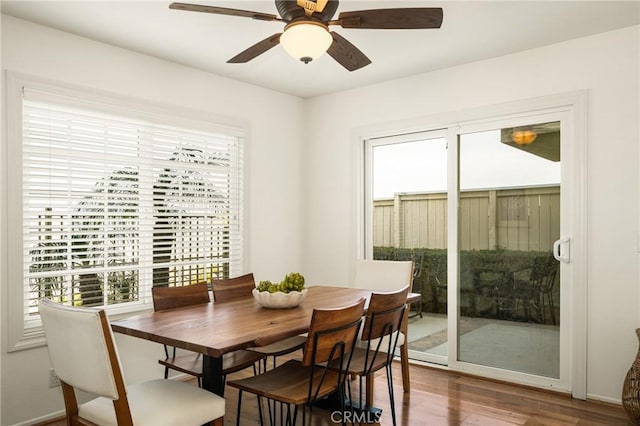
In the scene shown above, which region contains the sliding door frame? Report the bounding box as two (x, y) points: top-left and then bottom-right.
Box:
(356, 91), (587, 399)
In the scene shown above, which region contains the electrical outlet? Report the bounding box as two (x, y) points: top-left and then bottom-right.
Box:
(49, 369), (61, 388)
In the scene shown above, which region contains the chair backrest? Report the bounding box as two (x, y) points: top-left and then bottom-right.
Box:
(302, 297), (365, 367)
(360, 287), (409, 376)
(354, 260), (414, 292)
(40, 299), (122, 398)
(362, 286), (409, 343)
(302, 298), (365, 404)
(39, 298), (133, 424)
(531, 255), (559, 292)
(152, 282), (210, 312)
(212, 273), (255, 303)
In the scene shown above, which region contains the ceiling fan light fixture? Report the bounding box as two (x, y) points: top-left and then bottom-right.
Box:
(511, 129), (538, 145)
(280, 21), (332, 64)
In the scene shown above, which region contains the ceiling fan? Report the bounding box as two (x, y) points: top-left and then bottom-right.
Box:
(169, 1), (443, 71)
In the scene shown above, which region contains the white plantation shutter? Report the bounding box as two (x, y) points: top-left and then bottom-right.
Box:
(21, 87), (243, 318)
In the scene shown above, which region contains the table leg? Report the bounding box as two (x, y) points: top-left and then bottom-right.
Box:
(202, 355), (225, 397)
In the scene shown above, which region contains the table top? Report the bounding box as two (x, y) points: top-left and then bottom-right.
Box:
(111, 285), (419, 358)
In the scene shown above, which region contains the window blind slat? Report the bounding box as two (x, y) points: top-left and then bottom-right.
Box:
(22, 95), (243, 316)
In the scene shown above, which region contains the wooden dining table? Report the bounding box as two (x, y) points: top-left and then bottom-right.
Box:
(111, 285), (420, 397)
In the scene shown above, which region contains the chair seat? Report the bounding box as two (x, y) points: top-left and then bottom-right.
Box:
(247, 335), (306, 357)
(221, 349), (265, 375)
(159, 353), (203, 377)
(160, 349), (264, 377)
(357, 331), (405, 353)
(330, 347), (388, 376)
(79, 378), (225, 426)
(227, 359), (341, 406)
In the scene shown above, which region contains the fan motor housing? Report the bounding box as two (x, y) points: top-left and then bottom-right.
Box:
(275, 0), (339, 22)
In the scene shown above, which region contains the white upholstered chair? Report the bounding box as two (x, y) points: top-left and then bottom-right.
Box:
(353, 260), (414, 393)
(39, 298), (225, 426)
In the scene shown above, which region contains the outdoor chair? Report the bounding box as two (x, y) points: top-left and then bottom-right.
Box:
(513, 254), (559, 324)
(38, 298), (225, 426)
(353, 260), (414, 393)
(212, 273), (306, 371)
(152, 282), (264, 386)
(227, 298), (365, 426)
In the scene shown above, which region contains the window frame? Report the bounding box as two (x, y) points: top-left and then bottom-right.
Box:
(5, 72), (247, 351)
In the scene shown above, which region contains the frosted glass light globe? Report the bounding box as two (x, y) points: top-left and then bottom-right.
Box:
(280, 21), (332, 64)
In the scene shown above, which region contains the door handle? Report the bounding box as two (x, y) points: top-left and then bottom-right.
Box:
(553, 238), (570, 263)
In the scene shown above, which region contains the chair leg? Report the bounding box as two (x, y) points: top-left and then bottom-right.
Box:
(285, 403), (296, 426)
(386, 364), (397, 426)
(235, 390), (243, 426)
(256, 396), (264, 426)
(266, 397), (274, 425)
(252, 361), (265, 423)
(338, 384), (346, 426)
(346, 376), (353, 409)
(547, 291), (556, 325)
(400, 342), (410, 392)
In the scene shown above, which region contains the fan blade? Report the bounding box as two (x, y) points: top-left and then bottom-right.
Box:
(327, 32), (371, 72)
(227, 33), (282, 63)
(169, 2), (281, 22)
(335, 8), (443, 29)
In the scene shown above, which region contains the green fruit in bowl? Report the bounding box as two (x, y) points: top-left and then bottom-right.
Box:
(257, 280), (272, 292)
(257, 273), (305, 293)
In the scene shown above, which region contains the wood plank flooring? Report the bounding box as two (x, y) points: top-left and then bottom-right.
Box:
(40, 358), (629, 425)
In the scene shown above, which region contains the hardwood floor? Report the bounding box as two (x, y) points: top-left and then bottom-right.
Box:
(40, 359), (629, 425)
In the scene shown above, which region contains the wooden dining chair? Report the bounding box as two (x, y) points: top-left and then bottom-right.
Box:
(152, 282), (264, 386)
(38, 298), (225, 426)
(227, 298), (365, 426)
(335, 286), (409, 426)
(212, 273), (306, 370)
(353, 260), (414, 393)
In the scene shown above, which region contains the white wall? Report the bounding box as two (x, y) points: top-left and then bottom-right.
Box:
(303, 26), (639, 403)
(2, 11), (639, 425)
(0, 15), (306, 425)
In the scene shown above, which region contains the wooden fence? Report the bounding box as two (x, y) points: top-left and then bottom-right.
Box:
(373, 185), (559, 251)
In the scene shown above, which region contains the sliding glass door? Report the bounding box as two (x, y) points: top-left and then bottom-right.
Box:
(455, 119), (563, 380)
(364, 103), (583, 393)
(366, 130), (448, 364)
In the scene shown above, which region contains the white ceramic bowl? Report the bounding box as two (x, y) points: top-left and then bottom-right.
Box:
(252, 288), (308, 309)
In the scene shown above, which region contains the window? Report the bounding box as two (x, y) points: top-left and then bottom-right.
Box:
(7, 74), (244, 349)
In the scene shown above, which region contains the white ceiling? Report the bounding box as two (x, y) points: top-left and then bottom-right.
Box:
(2, 1), (639, 98)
